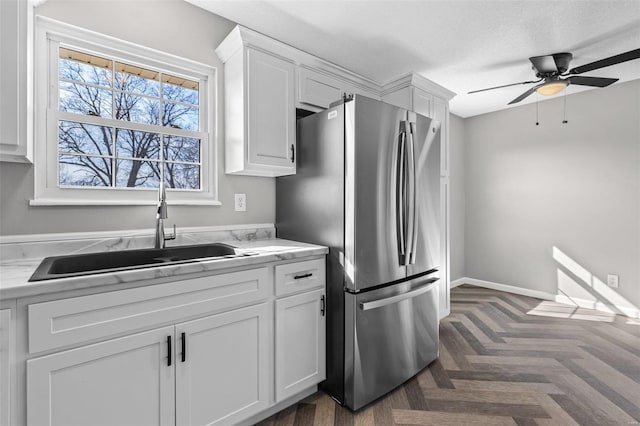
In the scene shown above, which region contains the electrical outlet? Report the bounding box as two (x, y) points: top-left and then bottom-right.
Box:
(607, 274), (619, 288)
(234, 193), (246, 212)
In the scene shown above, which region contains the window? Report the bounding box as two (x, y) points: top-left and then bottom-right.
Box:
(33, 17), (218, 205)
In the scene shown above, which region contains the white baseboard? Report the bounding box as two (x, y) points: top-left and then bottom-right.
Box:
(450, 278), (467, 289)
(451, 277), (640, 319)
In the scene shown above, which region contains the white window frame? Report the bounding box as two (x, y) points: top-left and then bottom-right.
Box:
(32, 16), (219, 206)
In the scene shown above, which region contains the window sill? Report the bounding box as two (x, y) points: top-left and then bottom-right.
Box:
(29, 198), (222, 206)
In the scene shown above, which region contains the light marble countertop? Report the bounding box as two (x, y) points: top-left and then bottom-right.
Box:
(0, 239), (328, 300)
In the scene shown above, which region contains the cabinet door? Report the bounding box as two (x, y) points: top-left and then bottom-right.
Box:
(0, 0), (32, 163)
(298, 67), (343, 109)
(413, 88), (433, 118)
(27, 326), (175, 426)
(176, 303), (269, 426)
(0, 309), (11, 426)
(247, 48), (296, 172)
(275, 289), (326, 402)
(382, 86), (412, 110)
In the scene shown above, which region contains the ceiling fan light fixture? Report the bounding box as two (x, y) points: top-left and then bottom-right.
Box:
(536, 80), (568, 96)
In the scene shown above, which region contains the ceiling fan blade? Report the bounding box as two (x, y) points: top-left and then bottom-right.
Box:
(552, 52), (573, 73)
(567, 76), (619, 87)
(530, 55), (557, 73)
(468, 79), (541, 94)
(508, 85), (542, 105)
(568, 48), (640, 74)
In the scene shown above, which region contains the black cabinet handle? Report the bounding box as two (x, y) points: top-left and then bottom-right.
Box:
(321, 295), (326, 316)
(167, 335), (172, 366)
(181, 332), (186, 363)
(294, 272), (312, 280)
(290, 144), (295, 163)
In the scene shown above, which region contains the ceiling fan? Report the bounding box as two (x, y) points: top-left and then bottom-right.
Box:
(469, 48), (640, 105)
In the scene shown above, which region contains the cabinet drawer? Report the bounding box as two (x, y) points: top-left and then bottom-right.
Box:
(28, 267), (270, 354)
(275, 259), (325, 297)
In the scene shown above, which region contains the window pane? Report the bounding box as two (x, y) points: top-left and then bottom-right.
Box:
(164, 163), (200, 189)
(115, 62), (160, 97)
(60, 81), (113, 118)
(116, 129), (160, 160)
(163, 101), (198, 131)
(116, 159), (160, 188)
(59, 154), (112, 187)
(163, 81), (198, 105)
(59, 121), (113, 156)
(114, 93), (160, 126)
(164, 136), (200, 163)
(59, 48), (112, 88)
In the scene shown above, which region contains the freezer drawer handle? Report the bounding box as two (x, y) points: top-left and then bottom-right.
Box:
(359, 279), (438, 311)
(294, 272), (313, 280)
(290, 144), (295, 163)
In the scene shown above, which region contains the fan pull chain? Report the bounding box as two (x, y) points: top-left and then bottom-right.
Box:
(562, 90), (568, 124)
(535, 94), (539, 126)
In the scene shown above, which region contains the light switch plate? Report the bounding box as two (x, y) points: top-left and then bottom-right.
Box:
(607, 274), (619, 288)
(234, 193), (246, 212)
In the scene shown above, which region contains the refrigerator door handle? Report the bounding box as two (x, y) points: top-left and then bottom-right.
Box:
(395, 123), (406, 262)
(359, 278), (438, 311)
(405, 121), (417, 265)
(408, 121), (419, 264)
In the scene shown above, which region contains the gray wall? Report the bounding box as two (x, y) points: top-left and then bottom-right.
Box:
(0, 0), (275, 236)
(449, 114), (466, 281)
(464, 79), (640, 312)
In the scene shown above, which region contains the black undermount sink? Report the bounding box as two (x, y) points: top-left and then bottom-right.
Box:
(29, 243), (249, 282)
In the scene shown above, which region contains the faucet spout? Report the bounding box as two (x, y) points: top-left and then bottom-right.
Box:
(154, 182), (176, 248)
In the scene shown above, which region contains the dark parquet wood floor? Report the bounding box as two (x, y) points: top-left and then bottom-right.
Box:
(257, 285), (640, 426)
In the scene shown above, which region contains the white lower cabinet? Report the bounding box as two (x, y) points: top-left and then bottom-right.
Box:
(27, 326), (176, 426)
(1, 308), (12, 426)
(26, 306), (271, 426)
(275, 288), (326, 402)
(22, 257), (326, 426)
(175, 303), (269, 426)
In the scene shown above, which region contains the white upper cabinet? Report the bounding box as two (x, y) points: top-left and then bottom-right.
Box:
(216, 26), (381, 176)
(297, 67), (377, 109)
(413, 88), (434, 118)
(217, 28), (296, 177)
(0, 0), (33, 163)
(382, 86), (433, 117)
(298, 67), (343, 109)
(246, 49), (296, 171)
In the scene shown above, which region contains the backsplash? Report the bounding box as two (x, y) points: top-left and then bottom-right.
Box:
(0, 224), (275, 261)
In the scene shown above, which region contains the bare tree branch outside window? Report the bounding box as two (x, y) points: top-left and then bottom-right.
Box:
(57, 49), (201, 190)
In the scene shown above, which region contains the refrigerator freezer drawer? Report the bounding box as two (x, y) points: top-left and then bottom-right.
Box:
(344, 276), (439, 410)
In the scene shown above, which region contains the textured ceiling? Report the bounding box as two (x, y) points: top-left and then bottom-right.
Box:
(188, 0), (640, 117)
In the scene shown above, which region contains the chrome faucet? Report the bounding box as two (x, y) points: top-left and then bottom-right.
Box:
(154, 182), (176, 249)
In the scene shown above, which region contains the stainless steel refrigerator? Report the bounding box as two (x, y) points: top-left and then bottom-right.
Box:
(276, 95), (441, 411)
